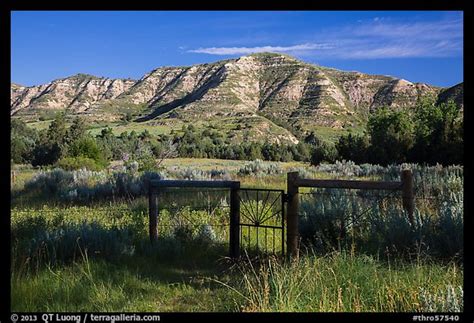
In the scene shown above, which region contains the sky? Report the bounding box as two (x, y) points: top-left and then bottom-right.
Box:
(11, 11), (463, 87)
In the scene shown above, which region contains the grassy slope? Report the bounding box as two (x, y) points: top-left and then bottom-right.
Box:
(22, 114), (352, 144)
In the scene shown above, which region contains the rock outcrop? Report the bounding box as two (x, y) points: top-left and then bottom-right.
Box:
(11, 53), (461, 136)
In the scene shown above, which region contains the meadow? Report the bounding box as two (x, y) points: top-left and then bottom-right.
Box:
(10, 159), (463, 312)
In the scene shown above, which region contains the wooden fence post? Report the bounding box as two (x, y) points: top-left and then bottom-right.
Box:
(401, 169), (415, 226)
(149, 186), (158, 243)
(229, 183), (241, 258)
(287, 172), (300, 261)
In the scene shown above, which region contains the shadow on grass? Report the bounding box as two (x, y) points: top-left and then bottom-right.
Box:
(12, 236), (242, 311)
(118, 238), (233, 286)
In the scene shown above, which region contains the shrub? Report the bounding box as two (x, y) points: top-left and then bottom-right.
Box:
(23, 168), (165, 201)
(289, 167), (316, 180)
(310, 142), (338, 166)
(12, 221), (136, 267)
(180, 168), (211, 180)
(238, 159), (282, 176)
(317, 160), (362, 177)
(24, 168), (75, 195)
(67, 137), (108, 169)
(166, 167), (232, 180)
(209, 169), (232, 180)
(57, 157), (104, 171)
(299, 185), (463, 261)
(197, 224), (217, 242)
(173, 225), (195, 244)
(336, 133), (370, 164)
(419, 285), (463, 312)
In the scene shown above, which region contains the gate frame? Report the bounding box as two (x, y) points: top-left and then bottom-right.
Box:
(148, 170), (414, 261)
(148, 179), (241, 258)
(238, 187), (286, 257)
(286, 169), (414, 261)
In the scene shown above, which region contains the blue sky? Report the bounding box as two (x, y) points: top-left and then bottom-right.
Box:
(11, 11), (463, 87)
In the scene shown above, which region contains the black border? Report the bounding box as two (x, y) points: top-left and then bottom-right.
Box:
(2, 2), (12, 318)
(4, 1), (469, 10)
(2, 1), (472, 322)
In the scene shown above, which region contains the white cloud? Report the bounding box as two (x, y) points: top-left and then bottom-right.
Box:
(186, 16), (462, 60)
(350, 18), (462, 41)
(345, 45), (428, 59)
(335, 18), (463, 59)
(188, 43), (334, 55)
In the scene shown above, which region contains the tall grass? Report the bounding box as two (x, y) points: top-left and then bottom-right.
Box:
(11, 162), (463, 312)
(11, 204), (236, 312)
(11, 204), (230, 273)
(11, 250), (235, 312)
(224, 251), (463, 312)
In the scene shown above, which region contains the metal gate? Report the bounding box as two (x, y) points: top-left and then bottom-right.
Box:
(238, 188), (285, 256)
(149, 171), (414, 260)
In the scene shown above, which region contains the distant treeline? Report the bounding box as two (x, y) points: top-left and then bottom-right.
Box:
(11, 97), (462, 170)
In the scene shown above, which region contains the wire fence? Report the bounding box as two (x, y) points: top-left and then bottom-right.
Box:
(298, 182), (463, 233)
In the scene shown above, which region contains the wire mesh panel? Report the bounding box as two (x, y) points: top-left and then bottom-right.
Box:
(298, 187), (404, 252)
(238, 188), (285, 256)
(155, 187), (231, 244)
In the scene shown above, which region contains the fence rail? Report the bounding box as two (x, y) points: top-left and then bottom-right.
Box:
(150, 180), (240, 189)
(286, 170), (414, 260)
(149, 179), (241, 258)
(147, 171), (414, 261)
(295, 178), (402, 190)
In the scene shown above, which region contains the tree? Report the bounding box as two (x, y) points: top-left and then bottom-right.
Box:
(262, 143), (280, 161)
(247, 143), (264, 160)
(46, 113), (68, 145)
(336, 133), (370, 164)
(410, 98), (463, 165)
(310, 141), (338, 166)
(367, 108), (415, 165)
(294, 142), (311, 162)
(66, 117), (87, 144)
(304, 131), (321, 146)
(31, 114), (69, 166)
(67, 136), (108, 169)
(11, 119), (38, 164)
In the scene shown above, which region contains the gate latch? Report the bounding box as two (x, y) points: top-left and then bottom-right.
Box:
(282, 193), (290, 203)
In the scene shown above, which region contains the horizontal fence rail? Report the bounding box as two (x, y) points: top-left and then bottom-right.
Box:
(150, 180), (240, 189)
(296, 178), (402, 190)
(148, 179), (241, 258)
(286, 169), (414, 261)
(146, 173), (414, 261)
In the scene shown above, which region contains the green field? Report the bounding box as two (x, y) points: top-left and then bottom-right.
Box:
(25, 119), (176, 137)
(11, 204), (462, 312)
(23, 114), (351, 145)
(87, 122), (176, 137)
(10, 161), (464, 312)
